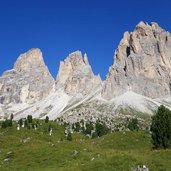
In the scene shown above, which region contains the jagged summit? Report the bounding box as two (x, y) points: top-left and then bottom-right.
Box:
(134, 21), (165, 38)
(136, 21), (163, 30)
(0, 48), (55, 107)
(136, 21), (155, 27)
(58, 51), (90, 71)
(136, 21), (147, 27)
(56, 51), (102, 96)
(102, 21), (171, 100)
(14, 48), (45, 72)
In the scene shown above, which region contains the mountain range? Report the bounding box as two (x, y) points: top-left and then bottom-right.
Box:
(1, 21), (171, 127)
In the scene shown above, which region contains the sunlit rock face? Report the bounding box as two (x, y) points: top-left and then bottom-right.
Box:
(56, 51), (102, 96)
(102, 22), (171, 100)
(0, 48), (55, 105)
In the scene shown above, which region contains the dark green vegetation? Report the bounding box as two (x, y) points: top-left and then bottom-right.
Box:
(151, 105), (171, 149)
(70, 120), (110, 138)
(128, 118), (139, 131)
(0, 120), (171, 171)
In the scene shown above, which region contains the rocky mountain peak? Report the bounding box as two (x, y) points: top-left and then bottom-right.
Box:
(135, 21), (164, 37)
(102, 21), (171, 100)
(0, 48), (55, 107)
(61, 51), (90, 69)
(56, 51), (102, 96)
(14, 48), (45, 72)
(136, 21), (162, 30)
(136, 21), (147, 27)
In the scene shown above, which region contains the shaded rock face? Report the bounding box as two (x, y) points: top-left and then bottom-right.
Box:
(0, 49), (55, 105)
(56, 51), (102, 96)
(102, 22), (171, 100)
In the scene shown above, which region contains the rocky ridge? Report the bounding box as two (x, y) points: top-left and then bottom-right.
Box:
(0, 50), (102, 119)
(1, 21), (171, 122)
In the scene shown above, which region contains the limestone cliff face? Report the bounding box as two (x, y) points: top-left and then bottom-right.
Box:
(102, 21), (171, 100)
(56, 51), (102, 96)
(0, 48), (55, 105)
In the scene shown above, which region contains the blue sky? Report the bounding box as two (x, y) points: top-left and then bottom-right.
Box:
(0, 0), (171, 80)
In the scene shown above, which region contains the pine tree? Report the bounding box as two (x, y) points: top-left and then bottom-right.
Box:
(45, 116), (49, 123)
(150, 105), (171, 149)
(27, 115), (32, 123)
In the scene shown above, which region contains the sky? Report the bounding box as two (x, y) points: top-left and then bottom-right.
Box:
(0, 0), (171, 80)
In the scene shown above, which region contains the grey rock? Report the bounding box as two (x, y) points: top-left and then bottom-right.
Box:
(0, 48), (55, 105)
(102, 21), (171, 100)
(56, 50), (102, 96)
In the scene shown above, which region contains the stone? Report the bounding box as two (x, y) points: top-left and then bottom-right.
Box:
(0, 48), (55, 106)
(56, 51), (102, 96)
(102, 21), (171, 100)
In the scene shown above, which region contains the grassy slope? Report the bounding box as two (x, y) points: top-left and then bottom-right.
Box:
(0, 121), (171, 171)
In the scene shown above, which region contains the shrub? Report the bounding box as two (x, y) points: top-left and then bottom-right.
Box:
(1, 120), (8, 128)
(67, 132), (72, 141)
(84, 122), (94, 135)
(1, 119), (12, 128)
(75, 122), (81, 132)
(128, 118), (139, 131)
(92, 131), (98, 138)
(95, 120), (110, 137)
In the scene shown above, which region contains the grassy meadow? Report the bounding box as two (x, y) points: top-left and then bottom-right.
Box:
(0, 121), (171, 171)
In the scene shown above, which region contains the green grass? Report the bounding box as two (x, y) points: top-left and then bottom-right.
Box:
(0, 121), (171, 171)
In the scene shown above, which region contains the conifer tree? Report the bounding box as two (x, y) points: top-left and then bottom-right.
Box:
(151, 105), (171, 149)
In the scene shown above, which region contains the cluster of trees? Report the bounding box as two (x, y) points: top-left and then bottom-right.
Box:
(1, 114), (53, 136)
(69, 119), (110, 138)
(17, 115), (37, 129)
(18, 115), (50, 130)
(1, 114), (13, 128)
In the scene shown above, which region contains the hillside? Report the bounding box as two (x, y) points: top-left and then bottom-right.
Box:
(0, 121), (171, 171)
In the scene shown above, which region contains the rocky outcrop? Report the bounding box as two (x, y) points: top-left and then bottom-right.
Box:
(56, 51), (102, 96)
(102, 21), (171, 100)
(0, 48), (55, 105)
